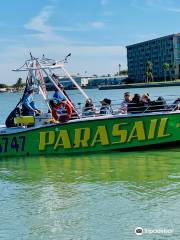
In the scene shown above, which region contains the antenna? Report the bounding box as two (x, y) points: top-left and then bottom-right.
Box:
(64, 53), (71, 63)
(30, 52), (33, 59)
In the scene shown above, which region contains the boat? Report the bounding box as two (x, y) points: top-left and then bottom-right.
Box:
(0, 54), (179, 157)
(0, 88), (7, 93)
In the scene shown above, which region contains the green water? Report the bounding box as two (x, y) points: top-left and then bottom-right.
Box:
(0, 88), (180, 239)
(0, 150), (180, 239)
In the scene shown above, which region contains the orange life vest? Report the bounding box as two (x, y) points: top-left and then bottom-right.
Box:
(52, 100), (73, 122)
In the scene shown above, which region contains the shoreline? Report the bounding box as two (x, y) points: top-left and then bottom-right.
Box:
(98, 80), (180, 90)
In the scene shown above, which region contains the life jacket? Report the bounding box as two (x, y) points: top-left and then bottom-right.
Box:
(52, 100), (73, 122)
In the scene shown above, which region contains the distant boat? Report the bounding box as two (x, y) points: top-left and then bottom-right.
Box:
(0, 88), (7, 93)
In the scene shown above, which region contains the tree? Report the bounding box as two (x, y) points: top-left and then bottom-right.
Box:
(146, 72), (153, 83)
(146, 61), (153, 83)
(172, 63), (176, 81)
(169, 64), (176, 81)
(92, 74), (98, 78)
(115, 70), (128, 76)
(163, 63), (169, 82)
(13, 77), (24, 89)
(120, 70), (128, 75)
(0, 83), (8, 88)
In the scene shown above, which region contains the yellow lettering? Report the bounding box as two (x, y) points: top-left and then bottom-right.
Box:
(158, 118), (170, 138)
(73, 128), (90, 148)
(112, 123), (128, 144)
(39, 131), (55, 150)
(91, 126), (109, 146)
(54, 130), (71, 149)
(128, 121), (146, 142)
(148, 119), (158, 140)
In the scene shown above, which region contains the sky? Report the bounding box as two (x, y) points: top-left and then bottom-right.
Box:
(0, 0), (180, 84)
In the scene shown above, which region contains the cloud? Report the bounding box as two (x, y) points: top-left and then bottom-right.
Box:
(100, 0), (109, 6)
(0, 43), (127, 83)
(91, 21), (105, 28)
(147, 0), (180, 13)
(54, 26), (87, 32)
(24, 4), (106, 41)
(135, 33), (162, 41)
(59, 21), (106, 32)
(0, 22), (7, 27)
(130, 0), (146, 10)
(131, 0), (180, 12)
(24, 5), (53, 33)
(24, 5), (64, 42)
(0, 3), (126, 84)
(145, 0), (162, 7)
(163, 7), (180, 12)
(102, 11), (115, 16)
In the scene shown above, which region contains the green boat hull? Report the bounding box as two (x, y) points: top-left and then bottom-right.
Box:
(0, 112), (180, 157)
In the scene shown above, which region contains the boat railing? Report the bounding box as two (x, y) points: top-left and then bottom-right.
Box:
(73, 100), (180, 118)
(11, 99), (179, 128)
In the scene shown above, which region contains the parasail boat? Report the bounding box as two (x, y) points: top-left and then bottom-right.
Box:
(0, 54), (180, 157)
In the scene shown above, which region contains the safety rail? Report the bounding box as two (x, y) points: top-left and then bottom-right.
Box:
(73, 99), (180, 119)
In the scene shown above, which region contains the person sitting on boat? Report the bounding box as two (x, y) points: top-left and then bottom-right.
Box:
(148, 96), (167, 112)
(155, 97), (167, 111)
(99, 98), (113, 115)
(141, 93), (151, 106)
(49, 99), (73, 123)
(22, 87), (41, 116)
(53, 83), (79, 120)
(53, 83), (66, 101)
(140, 93), (152, 112)
(127, 93), (145, 113)
(119, 92), (131, 114)
(52, 83), (68, 111)
(172, 98), (180, 110)
(52, 73), (72, 103)
(82, 98), (96, 117)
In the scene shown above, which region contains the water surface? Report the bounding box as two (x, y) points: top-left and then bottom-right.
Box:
(0, 87), (180, 239)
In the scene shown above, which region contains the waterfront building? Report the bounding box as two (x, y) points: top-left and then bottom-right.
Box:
(44, 75), (127, 90)
(44, 76), (81, 90)
(85, 76), (127, 88)
(126, 33), (180, 81)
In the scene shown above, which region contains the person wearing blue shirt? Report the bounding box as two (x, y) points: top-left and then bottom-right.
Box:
(53, 88), (65, 101)
(53, 83), (72, 102)
(22, 87), (41, 116)
(52, 84), (66, 113)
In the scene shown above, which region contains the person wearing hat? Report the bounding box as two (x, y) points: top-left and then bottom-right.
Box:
(120, 92), (131, 114)
(82, 98), (96, 117)
(99, 98), (113, 115)
(141, 93), (151, 106)
(22, 86), (41, 116)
